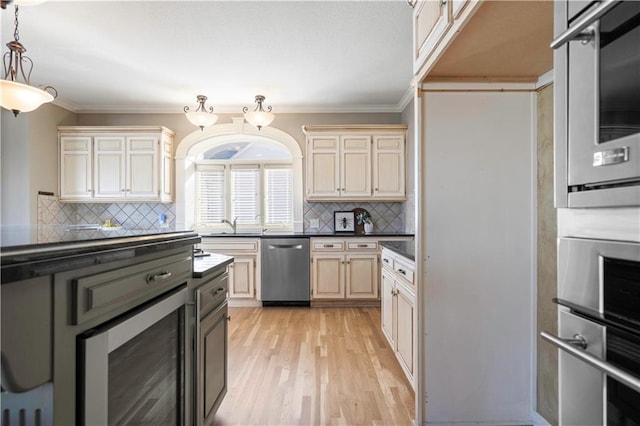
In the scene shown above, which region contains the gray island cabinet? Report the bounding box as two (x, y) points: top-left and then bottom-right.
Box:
(1, 231), (201, 426)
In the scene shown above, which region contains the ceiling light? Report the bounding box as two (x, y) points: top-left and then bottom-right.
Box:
(1, 0), (49, 9)
(243, 95), (274, 131)
(1, 5), (57, 116)
(184, 95), (218, 131)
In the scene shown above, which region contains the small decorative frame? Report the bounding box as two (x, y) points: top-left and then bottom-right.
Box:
(334, 211), (355, 232)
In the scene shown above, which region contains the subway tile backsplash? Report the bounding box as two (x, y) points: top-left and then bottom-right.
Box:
(303, 201), (404, 233)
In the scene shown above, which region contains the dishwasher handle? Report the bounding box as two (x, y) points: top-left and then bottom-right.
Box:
(268, 244), (303, 250)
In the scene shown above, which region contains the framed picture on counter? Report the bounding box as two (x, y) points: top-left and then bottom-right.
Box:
(334, 211), (355, 232)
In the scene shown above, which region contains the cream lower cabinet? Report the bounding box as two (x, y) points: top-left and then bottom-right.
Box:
(311, 239), (379, 300)
(58, 126), (174, 203)
(381, 247), (416, 389)
(200, 239), (261, 304)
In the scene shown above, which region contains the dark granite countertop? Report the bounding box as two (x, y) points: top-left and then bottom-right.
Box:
(380, 240), (415, 261)
(1, 230), (200, 283)
(193, 252), (234, 278)
(200, 232), (414, 239)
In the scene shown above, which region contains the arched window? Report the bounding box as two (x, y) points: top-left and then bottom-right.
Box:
(175, 119), (303, 233)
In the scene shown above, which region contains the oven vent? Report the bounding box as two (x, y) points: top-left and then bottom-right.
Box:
(0, 383), (52, 426)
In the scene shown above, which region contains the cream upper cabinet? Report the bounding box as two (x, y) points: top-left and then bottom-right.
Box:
(303, 125), (407, 201)
(60, 136), (93, 200)
(373, 135), (405, 199)
(58, 126), (174, 203)
(414, 0), (451, 71)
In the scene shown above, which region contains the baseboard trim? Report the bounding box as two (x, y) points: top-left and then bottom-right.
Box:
(311, 299), (381, 308)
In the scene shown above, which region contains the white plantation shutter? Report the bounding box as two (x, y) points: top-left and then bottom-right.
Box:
(230, 166), (260, 225)
(196, 165), (225, 224)
(265, 166), (293, 226)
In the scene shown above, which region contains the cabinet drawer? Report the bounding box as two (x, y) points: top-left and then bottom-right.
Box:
(312, 240), (345, 251)
(394, 259), (415, 286)
(381, 252), (395, 269)
(199, 270), (228, 318)
(72, 253), (191, 325)
(202, 240), (259, 253)
(347, 241), (378, 251)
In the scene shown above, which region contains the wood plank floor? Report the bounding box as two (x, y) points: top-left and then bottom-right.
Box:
(213, 307), (415, 426)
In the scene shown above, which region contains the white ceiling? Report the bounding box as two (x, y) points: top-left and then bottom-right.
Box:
(1, 0), (414, 114)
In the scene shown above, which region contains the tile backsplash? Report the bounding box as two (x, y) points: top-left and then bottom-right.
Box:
(37, 194), (175, 242)
(303, 201), (404, 233)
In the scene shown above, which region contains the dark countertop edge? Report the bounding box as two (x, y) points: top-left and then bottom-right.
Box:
(192, 255), (234, 278)
(200, 232), (415, 239)
(1, 231), (201, 284)
(380, 240), (416, 262)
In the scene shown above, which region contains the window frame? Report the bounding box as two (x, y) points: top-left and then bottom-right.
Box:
(195, 158), (294, 233)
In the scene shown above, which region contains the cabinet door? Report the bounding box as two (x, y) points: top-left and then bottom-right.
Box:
(414, 0), (451, 66)
(311, 254), (345, 299)
(345, 254), (378, 299)
(306, 136), (340, 199)
(60, 136), (93, 200)
(94, 136), (126, 199)
(373, 135), (406, 199)
(380, 269), (395, 346)
(340, 136), (371, 198)
(228, 257), (255, 298)
(396, 284), (415, 381)
(127, 136), (159, 200)
(198, 303), (227, 425)
(160, 135), (173, 202)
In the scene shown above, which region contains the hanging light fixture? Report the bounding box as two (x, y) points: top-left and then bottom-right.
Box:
(1, 5), (57, 116)
(184, 95), (218, 131)
(243, 95), (274, 130)
(1, 0), (49, 9)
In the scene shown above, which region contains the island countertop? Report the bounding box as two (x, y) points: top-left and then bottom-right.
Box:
(1, 229), (200, 283)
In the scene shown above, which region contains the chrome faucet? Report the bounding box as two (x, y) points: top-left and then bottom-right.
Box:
(221, 217), (238, 234)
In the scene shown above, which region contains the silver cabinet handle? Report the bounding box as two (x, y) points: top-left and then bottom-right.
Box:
(324, 244), (334, 248)
(398, 268), (406, 275)
(357, 244), (368, 248)
(146, 271), (172, 283)
(550, 0), (619, 49)
(541, 331), (640, 394)
(383, 258), (390, 263)
(211, 287), (225, 296)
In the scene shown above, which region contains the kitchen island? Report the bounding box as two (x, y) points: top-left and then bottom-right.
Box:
(0, 229), (211, 425)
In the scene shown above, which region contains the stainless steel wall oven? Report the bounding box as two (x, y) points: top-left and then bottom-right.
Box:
(542, 237), (640, 425)
(553, 0), (640, 207)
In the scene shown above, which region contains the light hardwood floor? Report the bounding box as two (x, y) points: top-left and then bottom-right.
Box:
(213, 307), (415, 426)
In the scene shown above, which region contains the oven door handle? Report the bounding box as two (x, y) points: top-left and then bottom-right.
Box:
(550, 0), (620, 49)
(541, 331), (640, 394)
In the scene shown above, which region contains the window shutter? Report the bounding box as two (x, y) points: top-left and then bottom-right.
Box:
(230, 166), (260, 225)
(196, 166), (225, 224)
(265, 166), (293, 226)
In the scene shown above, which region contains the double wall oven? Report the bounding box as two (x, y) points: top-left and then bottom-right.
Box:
(542, 238), (640, 425)
(553, 0), (640, 207)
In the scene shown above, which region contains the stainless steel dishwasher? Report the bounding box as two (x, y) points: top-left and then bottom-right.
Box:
(261, 237), (310, 306)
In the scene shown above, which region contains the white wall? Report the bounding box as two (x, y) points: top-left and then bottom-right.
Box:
(1, 110), (30, 228)
(420, 91), (535, 424)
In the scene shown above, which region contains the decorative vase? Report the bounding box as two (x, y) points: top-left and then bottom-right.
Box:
(364, 222), (373, 234)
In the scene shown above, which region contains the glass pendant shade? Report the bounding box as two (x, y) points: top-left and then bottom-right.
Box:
(244, 110), (274, 129)
(243, 95), (274, 130)
(184, 95), (217, 131)
(0, 79), (53, 114)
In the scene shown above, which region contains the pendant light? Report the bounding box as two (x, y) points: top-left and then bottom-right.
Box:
(1, 5), (57, 116)
(184, 95), (218, 131)
(243, 95), (274, 130)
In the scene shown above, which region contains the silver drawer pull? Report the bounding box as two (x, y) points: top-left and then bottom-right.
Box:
(323, 244), (334, 248)
(383, 258), (390, 263)
(211, 287), (225, 296)
(146, 271), (172, 283)
(357, 244), (368, 248)
(398, 268), (406, 275)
